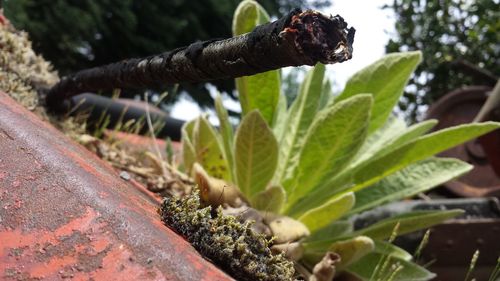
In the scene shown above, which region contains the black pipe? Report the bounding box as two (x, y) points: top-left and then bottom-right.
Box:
(68, 93), (184, 141)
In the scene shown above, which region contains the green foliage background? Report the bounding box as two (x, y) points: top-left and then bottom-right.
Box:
(385, 0), (499, 121)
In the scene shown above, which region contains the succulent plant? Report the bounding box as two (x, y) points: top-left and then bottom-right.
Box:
(179, 1), (500, 280)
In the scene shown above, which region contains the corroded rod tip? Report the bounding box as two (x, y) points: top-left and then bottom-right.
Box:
(281, 10), (355, 64)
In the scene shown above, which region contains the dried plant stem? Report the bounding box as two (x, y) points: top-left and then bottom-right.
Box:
(144, 93), (169, 180)
(386, 264), (404, 281)
(370, 222), (400, 281)
(413, 229), (431, 261)
(464, 250), (480, 281)
(488, 257), (500, 281)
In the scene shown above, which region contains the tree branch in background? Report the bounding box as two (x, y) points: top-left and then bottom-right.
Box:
(451, 59), (498, 86)
(46, 9), (355, 112)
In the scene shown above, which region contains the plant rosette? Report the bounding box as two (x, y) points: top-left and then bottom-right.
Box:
(179, 1), (500, 280)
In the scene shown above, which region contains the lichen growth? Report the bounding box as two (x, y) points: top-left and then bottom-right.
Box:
(0, 18), (58, 113)
(160, 191), (295, 281)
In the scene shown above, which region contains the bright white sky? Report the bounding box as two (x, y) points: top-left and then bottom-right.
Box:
(323, 0), (396, 91)
(170, 0), (395, 121)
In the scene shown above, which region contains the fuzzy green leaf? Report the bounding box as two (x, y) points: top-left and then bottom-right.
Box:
(373, 241), (412, 261)
(298, 192), (355, 233)
(235, 110), (278, 197)
(354, 210), (463, 240)
(284, 94), (372, 212)
(348, 252), (435, 281)
(304, 119), (435, 200)
(215, 94), (235, 182)
(193, 116), (231, 181)
(181, 120), (197, 173)
(232, 0), (269, 35)
(181, 139), (195, 174)
(350, 158), (472, 215)
(336, 51), (422, 134)
(305, 210), (462, 251)
(285, 166), (353, 217)
(236, 73), (280, 125)
(252, 185), (286, 213)
(371, 119), (437, 160)
(233, 0), (279, 124)
(273, 93), (288, 140)
(329, 236), (374, 270)
(350, 116), (406, 167)
(275, 64), (326, 182)
(304, 221), (353, 246)
(303, 236), (374, 270)
(302, 118), (436, 207)
(182, 118), (196, 140)
(352, 122), (500, 192)
(318, 72), (333, 111)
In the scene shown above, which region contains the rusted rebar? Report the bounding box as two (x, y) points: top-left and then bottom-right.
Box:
(46, 9), (355, 112)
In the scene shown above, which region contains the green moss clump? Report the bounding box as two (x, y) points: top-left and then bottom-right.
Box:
(160, 191), (295, 281)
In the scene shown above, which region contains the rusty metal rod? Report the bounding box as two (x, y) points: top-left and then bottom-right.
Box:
(46, 9), (355, 112)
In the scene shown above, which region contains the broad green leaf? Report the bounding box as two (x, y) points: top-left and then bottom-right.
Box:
(371, 119), (437, 160)
(354, 209), (463, 240)
(303, 236), (374, 270)
(285, 154), (354, 217)
(272, 93), (288, 140)
(232, 0), (269, 35)
(214, 94), (235, 182)
(336, 51), (422, 134)
(317, 73), (332, 111)
(305, 210), (462, 251)
(181, 120), (197, 173)
(181, 138), (196, 174)
(350, 158), (472, 215)
(182, 118), (196, 141)
(351, 122), (500, 192)
(233, 0), (279, 124)
(300, 119), (436, 209)
(275, 64), (326, 183)
(234, 110), (278, 197)
(348, 252), (435, 281)
(298, 192), (355, 233)
(252, 185), (286, 213)
(193, 116), (231, 181)
(329, 236), (374, 270)
(236, 73), (280, 125)
(373, 241), (412, 261)
(350, 116), (406, 167)
(284, 94), (372, 212)
(304, 221), (353, 246)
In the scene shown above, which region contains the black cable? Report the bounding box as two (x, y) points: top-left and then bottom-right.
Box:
(46, 9), (355, 112)
(69, 93), (184, 141)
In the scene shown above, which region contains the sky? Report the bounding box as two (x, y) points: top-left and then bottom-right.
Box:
(170, 0), (396, 121)
(322, 0), (396, 91)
